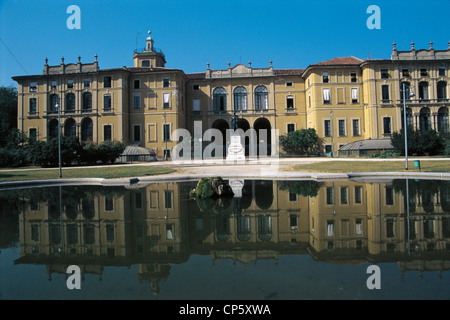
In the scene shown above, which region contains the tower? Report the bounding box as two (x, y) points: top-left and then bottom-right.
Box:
(133, 31), (166, 68)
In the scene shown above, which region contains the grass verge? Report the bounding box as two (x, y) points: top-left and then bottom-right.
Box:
(291, 160), (450, 173)
(0, 165), (176, 182)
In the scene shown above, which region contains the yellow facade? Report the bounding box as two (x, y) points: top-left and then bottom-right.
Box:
(12, 38), (450, 158)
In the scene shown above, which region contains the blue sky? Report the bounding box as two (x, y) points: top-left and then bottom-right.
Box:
(1, 0), (449, 87)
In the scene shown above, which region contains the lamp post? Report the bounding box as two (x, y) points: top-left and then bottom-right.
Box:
(330, 110), (334, 157)
(55, 98), (62, 178)
(163, 112), (168, 160)
(402, 82), (415, 170)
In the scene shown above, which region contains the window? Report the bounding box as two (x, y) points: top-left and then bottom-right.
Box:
(323, 88), (330, 104)
(383, 117), (391, 135)
(338, 119), (346, 136)
(104, 76), (112, 88)
(104, 125), (112, 141)
(326, 187), (333, 205)
(163, 123), (170, 141)
(322, 72), (329, 83)
(133, 125), (141, 142)
(286, 81), (293, 87)
(65, 93), (75, 112)
(255, 86), (268, 110)
(49, 94), (59, 113)
(351, 88), (358, 103)
(327, 220), (334, 237)
(400, 82), (411, 101)
(106, 225), (115, 241)
(354, 186), (362, 204)
(402, 68), (410, 77)
(84, 79), (90, 88)
(82, 92), (92, 111)
(385, 186), (394, 205)
(213, 87), (227, 111)
(386, 218), (394, 238)
(193, 99), (200, 112)
(324, 119), (331, 137)
(163, 77), (170, 88)
(437, 107), (449, 133)
(419, 81), (429, 100)
(352, 119), (359, 136)
(29, 128), (37, 141)
(51, 81), (57, 90)
(289, 214), (298, 229)
(164, 190), (173, 209)
(286, 96), (294, 109)
(31, 224), (39, 241)
(439, 67), (446, 77)
(351, 72), (357, 83)
(29, 98), (37, 114)
(163, 93), (170, 108)
(29, 82), (37, 92)
(308, 93), (311, 108)
(104, 94), (111, 111)
(67, 80), (74, 89)
(381, 85), (390, 102)
(105, 196), (114, 211)
(287, 123), (295, 134)
(356, 219), (363, 236)
(234, 86), (247, 110)
(133, 94), (140, 109)
(419, 108), (431, 131)
(340, 187), (348, 205)
(420, 67), (428, 77)
(134, 79), (140, 89)
(193, 84), (200, 90)
(381, 68), (389, 79)
(437, 81), (447, 101)
(325, 145), (332, 154)
(142, 60), (150, 67)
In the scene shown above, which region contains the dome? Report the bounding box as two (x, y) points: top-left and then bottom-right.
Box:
(119, 145), (157, 162)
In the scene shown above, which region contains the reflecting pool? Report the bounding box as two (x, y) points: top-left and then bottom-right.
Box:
(1, 178), (450, 300)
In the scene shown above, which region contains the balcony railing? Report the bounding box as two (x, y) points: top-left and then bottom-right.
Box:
(396, 98), (449, 104)
(134, 47), (165, 58)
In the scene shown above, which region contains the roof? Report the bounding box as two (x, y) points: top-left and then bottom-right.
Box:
(121, 145), (156, 155)
(274, 69), (305, 76)
(311, 56), (364, 66)
(186, 72), (206, 80)
(339, 138), (393, 151)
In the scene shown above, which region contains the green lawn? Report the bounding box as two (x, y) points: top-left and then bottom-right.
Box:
(291, 160), (450, 173)
(0, 165), (176, 182)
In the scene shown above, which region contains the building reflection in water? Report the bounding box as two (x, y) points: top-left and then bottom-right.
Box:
(11, 178), (450, 294)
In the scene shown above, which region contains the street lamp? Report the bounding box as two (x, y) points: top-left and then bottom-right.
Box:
(402, 82), (415, 170)
(330, 110), (334, 157)
(55, 97), (62, 178)
(163, 112), (168, 160)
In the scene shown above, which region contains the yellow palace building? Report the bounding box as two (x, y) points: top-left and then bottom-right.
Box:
(12, 33), (450, 158)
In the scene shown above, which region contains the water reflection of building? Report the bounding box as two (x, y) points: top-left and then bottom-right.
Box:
(14, 179), (450, 292)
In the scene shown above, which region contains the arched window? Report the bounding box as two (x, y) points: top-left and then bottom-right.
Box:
(234, 86), (247, 111)
(64, 118), (76, 137)
(237, 215), (251, 241)
(401, 107), (413, 129)
(437, 81), (447, 101)
(400, 82), (411, 101)
(438, 107), (449, 133)
(257, 215), (272, 241)
(82, 92), (92, 111)
(418, 81), (429, 100)
(48, 119), (59, 139)
(419, 108), (431, 132)
(254, 86), (268, 110)
(49, 94), (59, 113)
(81, 118), (93, 141)
(213, 87), (227, 112)
(65, 93), (75, 113)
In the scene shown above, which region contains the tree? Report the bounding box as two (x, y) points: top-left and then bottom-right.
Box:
(391, 128), (444, 156)
(0, 86), (18, 147)
(279, 128), (320, 155)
